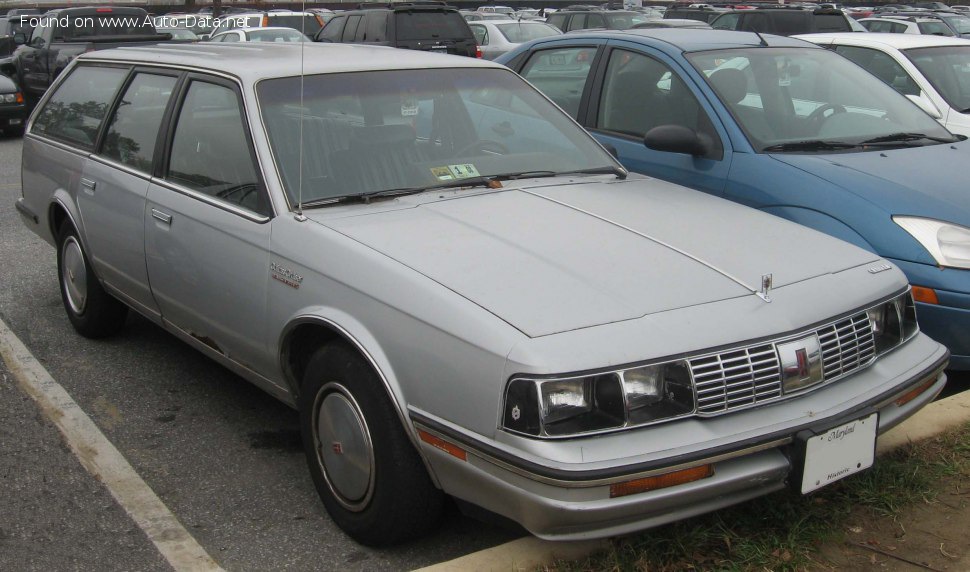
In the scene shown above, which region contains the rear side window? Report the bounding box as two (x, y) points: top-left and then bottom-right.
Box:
(32, 65), (128, 148)
(342, 15), (362, 41)
(395, 11), (470, 41)
(167, 81), (263, 213)
(546, 13), (567, 30)
(814, 14), (852, 33)
(363, 12), (387, 41)
(102, 73), (177, 172)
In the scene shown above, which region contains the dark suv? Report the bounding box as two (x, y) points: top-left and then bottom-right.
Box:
(545, 9), (649, 32)
(315, 4), (477, 57)
(711, 8), (862, 35)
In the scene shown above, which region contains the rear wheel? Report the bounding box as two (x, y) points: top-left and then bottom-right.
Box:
(56, 222), (128, 338)
(299, 343), (443, 546)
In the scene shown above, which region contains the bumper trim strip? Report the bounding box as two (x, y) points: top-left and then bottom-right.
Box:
(410, 352), (948, 487)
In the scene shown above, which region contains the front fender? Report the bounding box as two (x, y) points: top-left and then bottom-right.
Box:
(760, 205), (877, 253)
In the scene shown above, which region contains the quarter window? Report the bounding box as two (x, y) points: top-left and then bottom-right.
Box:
(167, 80), (264, 214)
(32, 65), (128, 148)
(102, 73), (177, 172)
(519, 46), (597, 119)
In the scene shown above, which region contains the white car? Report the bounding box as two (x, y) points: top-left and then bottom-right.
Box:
(209, 26), (308, 43)
(468, 20), (561, 59)
(859, 17), (955, 36)
(798, 32), (970, 136)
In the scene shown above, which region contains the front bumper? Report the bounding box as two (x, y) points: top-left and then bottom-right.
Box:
(413, 333), (948, 540)
(891, 258), (970, 370)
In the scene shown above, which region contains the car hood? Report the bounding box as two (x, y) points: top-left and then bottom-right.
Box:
(314, 178), (879, 337)
(769, 143), (970, 225)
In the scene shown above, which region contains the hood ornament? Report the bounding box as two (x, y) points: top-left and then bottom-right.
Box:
(757, 273), (773, 303)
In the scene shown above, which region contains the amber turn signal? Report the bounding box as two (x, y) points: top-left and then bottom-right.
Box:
(417, 429), (467, 461)
(610, 464), (714, 498)
(911, 286), (939, 305)
(895, 376), (938, 407)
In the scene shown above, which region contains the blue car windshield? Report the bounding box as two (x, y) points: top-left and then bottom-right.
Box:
(687, 47), (955, 152)
(257, 68), (618, 204)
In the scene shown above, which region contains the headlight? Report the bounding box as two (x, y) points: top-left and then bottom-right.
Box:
(868, 290), (919, 355)
(2, 93), (15, 103)
(894, 216), (970, 269)
(503, 362), (694, 437)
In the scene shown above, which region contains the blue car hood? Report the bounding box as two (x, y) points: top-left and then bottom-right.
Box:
(769, 142), (970, 226)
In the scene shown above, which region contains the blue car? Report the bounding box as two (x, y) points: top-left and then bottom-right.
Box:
(498, 30), (970, 369)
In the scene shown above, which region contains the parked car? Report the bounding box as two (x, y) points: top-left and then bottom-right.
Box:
(315, 5), (478, 58)
(15, 42), (948, 546)
(157, 27), (200, 42)
(546, 9), (652, 31)
(663, 7), (728, 24)
(859, 17), (956, 36)
(11, 6), (171, 104)
(498, 29), (970, 368)
(153, 13), (215, 39)
(209, 27), (308, 43)
(711, 8), (866, 35)
(210, 11), (325, 38)
(800, 32), (970, 136)
(462, 10), (515, 22)
(0, 72), (25, 135)
(891, 11), (970, 38)
(469, 20), (561, 59)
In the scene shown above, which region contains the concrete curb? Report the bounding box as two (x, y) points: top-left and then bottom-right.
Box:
(417, 390), (970, 572)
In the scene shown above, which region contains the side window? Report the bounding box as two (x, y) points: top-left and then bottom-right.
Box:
(834, 45), (920, 96)
(166, 81), (264, 214)
(546, 14), (567, 30)
(471, 24), (487, 45)
(596, 49), (722, 158)
(101, 73), (177, 172)
(519, 46), (597, 119)
(32, 65), (128, 148)
(566, 15), (587, 32)
(740, 14), (768, 33)
(712, 13), (740, 30)
(223, 32), (240, 42)
(319, 16), (346, 41)
(342, 15), (362, 42)
(892, 23), (908, 34)
(363, 13), (386, 42)
(586, 14), (606, 29)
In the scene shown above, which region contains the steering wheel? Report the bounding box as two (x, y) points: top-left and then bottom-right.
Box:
(455, 139), (510, 157)
(808, 103), (847, 124)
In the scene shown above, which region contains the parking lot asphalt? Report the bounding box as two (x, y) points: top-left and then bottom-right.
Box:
(0, 134), (519, 569)
(1, 131), (967, 571)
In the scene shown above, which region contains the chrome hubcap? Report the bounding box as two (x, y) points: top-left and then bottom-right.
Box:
(313, 383), (374, 511)
(61, 237), (87, 315)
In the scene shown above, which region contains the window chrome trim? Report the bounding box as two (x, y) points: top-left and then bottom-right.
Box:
(25, 133), (89, 158)
(503, 287), (916, 440)
(89, 154), (153, 182)
(149, 178), (271, 224)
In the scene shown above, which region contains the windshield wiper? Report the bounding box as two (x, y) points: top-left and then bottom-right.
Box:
(299, 166), (627, 209)
(762, 140), (859, 152)
(858, 132), (957, 146)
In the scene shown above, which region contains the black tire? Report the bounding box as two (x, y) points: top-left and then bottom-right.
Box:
(56, 222), (128, 338)
(299, 343), (443, 546)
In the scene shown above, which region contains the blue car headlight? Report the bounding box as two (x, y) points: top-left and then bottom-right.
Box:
(894, 216), (970, 269)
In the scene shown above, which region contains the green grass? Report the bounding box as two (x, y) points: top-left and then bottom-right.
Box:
(545, 422), (970, 572)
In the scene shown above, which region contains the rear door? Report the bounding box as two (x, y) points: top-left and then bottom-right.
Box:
(145, 74), (276, 376)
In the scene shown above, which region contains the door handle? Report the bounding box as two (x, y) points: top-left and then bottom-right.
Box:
(151, 208), (172, 225)
(80, 178), (96, 194)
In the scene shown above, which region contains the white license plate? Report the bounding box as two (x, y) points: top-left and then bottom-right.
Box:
(430, 46), (448, 54)
(801, 412), (877, 493)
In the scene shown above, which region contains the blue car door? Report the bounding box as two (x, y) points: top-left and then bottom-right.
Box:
(581, 40), (734, 196)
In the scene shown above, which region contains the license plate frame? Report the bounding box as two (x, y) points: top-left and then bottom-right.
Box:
(800, 412), (878, 494)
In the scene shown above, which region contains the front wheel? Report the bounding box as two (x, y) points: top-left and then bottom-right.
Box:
(299, 344), (443, 546)
(56, 222), (128, 338)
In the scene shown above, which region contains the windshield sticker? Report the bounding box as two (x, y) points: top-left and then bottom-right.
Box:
(449, 164), (480, 179)
(430, 166), (455, 181)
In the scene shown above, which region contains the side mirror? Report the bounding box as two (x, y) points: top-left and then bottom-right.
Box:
(906, 92), (942, 120)
(13, 32), (26, 45)
(644, 125), (708, 156)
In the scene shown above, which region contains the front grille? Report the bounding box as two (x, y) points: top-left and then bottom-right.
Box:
(688, 311), (876, 415)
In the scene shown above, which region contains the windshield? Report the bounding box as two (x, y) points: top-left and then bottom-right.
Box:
(906, 45), (970, 112)
(495, 22), (560, 43)
(918, 21), (955, 36)
(687, 47), (955, 152)
(257, 68), (618, 205)
(248, 28), (306, 42)
(942, 15), (970, 34)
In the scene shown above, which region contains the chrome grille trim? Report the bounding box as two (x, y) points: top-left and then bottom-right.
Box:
(689, 310), (877, 416)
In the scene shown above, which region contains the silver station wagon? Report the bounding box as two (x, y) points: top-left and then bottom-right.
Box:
(15, 44), (949, 545)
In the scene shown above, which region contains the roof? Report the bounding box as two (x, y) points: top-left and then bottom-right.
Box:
(557, 29), (818, 52)
(796, 31), (970, 49)
(77, 43), (502, 82)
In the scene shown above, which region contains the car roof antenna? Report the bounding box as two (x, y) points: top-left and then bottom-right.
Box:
(295, 0), (307, 222)
(753, 29), (769, 48)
